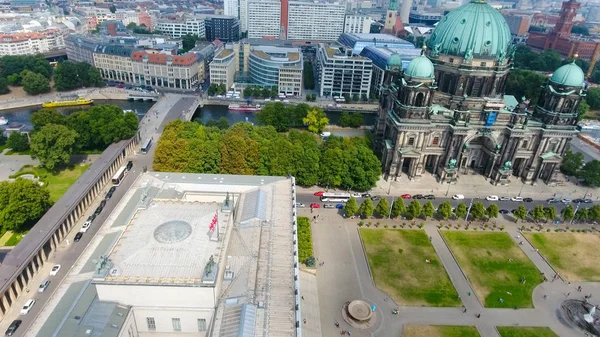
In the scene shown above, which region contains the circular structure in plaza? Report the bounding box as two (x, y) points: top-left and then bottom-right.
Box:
(341, 300), (377, 329)
(153, 220), (193, 244)
(559, 299), (600, 336)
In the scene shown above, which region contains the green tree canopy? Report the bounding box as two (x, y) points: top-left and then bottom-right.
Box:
(455, 202), (467, 219)
(109, 4), (116, 13)
(205, 117), (230, 130)
(470, 202), (486, 220)
(406, 200), (422, 219)
(587, 88), (600, 110)
(486, 204), (499, 219)
(53, 61), (104, 91)
(21, 70), (50, 95)
(358, 198), (374, 218)
(437, 201), (453, 219)
(6, 132), (29, 152)
(31, 109), (67, 130)
(422, 201), (435, 219)
(391, 197), (406, 218)
(181, 34), (202, 52)
(560, 150), (584, 176)
(303, 61), (315, 90)
(577, 160), (600, 186)
(561, 205), (575, 221)
(571, 25), (589, 35)
(531, 205), (546, 221)
(578, 99), (590, 117)
(375, 198), (390, 218)
(589, 205), (600, 222)
(514, 205), (528, 222)
(0, 77), (9, 94)
(0, 55), (52, 79)
(30, 124), (78, 170)
(0, 178), (52, 232)
(255, 102), (308, 131)
(505, 69), (547, 105)
(303, 108), (329, 134)
(576, 208), (589, 221)
(344, 197), (359, 216)
(544, 206), (557, 221)
(338, 112), (364, 128)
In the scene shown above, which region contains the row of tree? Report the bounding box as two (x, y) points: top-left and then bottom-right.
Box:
(0, 178), (52, 233)
(53, 61), (104, 91)
(255, 102), (311, 132)
(560, 150), (600, 187)
(338, 112), (364, 128)
(303, 61), (315, 90)
(207, 83), (227, 96)
(242, 86), (279, 99)
(153, 121), (381, 190)
(305, 94), (317, 101)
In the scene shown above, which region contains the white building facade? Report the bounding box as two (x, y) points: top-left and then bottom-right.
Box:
(0, 29), (67, 56)
(287, 1), (345, 41)
(155, 17), (206, 38)
(247, 0), (281, 39)
(344, 14), (373, 34)
(316, 43), (372, 97)
(224, 0), (239, 19)
(210, 48), (236, 89)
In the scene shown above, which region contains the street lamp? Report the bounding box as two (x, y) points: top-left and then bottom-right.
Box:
(465, 198), (474, 221)
(518, 182), (525, 197)
(445, 181), (451, 197)
(570, 203), (580, 225)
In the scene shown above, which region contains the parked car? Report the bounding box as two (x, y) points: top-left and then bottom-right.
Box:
(371, 196), (381, 201)
(351, 193), (362, 198)
(523, 198), (533, 202)
(105, 186), (116, 200)
(561, 198), (572, 204)
(126, 160), (133, 171)
(20, 299), (35, 315)
(74, 232), (83, 242)
(361, 193), (371, 198)
(5, 320), (21, 336)
(80, 222), (91, 233)
(486, 195), (499, 201)
(324, 204), (335, 209)
(295, 203), (306, 208)
(49, 264), (61, 276)
(547, 198), (560, 203)
(336, 204), (344, 209)
(583, 198), (593, 203)
(310, 203), (321, 209)
(499, 209), (510, 214)
(94, 206), (103, 216)
(401, 194), (411, 199)
(424, 194), (435, 200)
(499, 197), (511, 201)
(573, 199), (584, 203)
(38, 280), (50, 293)
(412, 194), (424, 199)
(452, 194), (465, 200)
(511, 197), (524, 202)
(314, 191), (325, 197)
(100, 200), (107, 208)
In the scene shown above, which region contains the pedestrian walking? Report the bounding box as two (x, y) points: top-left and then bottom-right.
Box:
(543, 294), (548, 299)
(567, 292), (571, 297)
(463, 308), (467, 313)
(303, 319), (306, 324)
(476, 314), (481, 318)
(468, 292), (471, 296)
(335, 321), (339, 328)
(301, 296), (304, 300)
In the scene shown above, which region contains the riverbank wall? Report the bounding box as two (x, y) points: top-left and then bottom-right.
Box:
(205, 97), (380, 113)
(0, 88), (132, 112)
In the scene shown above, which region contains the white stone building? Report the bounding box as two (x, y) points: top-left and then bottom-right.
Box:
(155, 16), (206, 38)
(343, 14), (373, 34)
(286, 1), (345, 41)
(246, 0), (281, 39)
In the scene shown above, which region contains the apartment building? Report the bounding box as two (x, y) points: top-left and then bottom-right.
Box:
(344, 14), (372, 34)
(0, 29), (67, 56)
(247, 0), (281, 39)
(131, 51), (199, 89)
(224, 0), (239, 18)
(93, 45), (134, 83)
(286, 1), (345, 41)
(316, 43), (372, 97)
(204, 15), (240, 42)
(156, 16), (205, 38)
(210, 48), (236, 89)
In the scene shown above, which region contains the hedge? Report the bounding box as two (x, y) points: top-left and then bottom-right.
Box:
(298, 216), (314, 263)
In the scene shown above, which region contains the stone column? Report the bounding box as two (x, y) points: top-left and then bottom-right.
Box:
(396, 158), (405, 178)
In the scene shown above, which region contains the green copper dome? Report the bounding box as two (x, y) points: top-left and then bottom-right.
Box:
(550, 62), (585, 87)
(426, 0), (512, 60)
(405, 54), (435, 79)
(387, 54), (403, 68)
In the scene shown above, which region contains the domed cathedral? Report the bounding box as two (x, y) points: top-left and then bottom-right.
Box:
(375, 0), (585, 185)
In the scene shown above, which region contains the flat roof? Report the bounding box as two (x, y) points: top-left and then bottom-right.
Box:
(105, 201), (223, 284)
(215, 48), (233, 58)
(345, 33), (411, 43)
(0, 139), (133, 294)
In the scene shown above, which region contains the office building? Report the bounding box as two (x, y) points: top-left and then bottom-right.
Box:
(156, 16), (205, 38)
(286, 1), (345, 41)
(25, 173), (300, 337)
(316, 43), (372, 97)
(224, 0), (239, 18)
(131, 51), (199, 89)
(204, 15), (240, 42)
(344, 14), (373, 34)
(376, 0), (582, 185)
(245, 44), (303, 96)
(92, 45), (135, 83)
(239, 0), (248, 33)
(338, 33), (414, 54)
(210, 48), (236, 89)
(0, 28), (67, 56)
(247, 0), (281, 39)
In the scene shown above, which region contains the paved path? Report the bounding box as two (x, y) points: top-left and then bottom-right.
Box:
(304, 210), (599, 337)
(0, 151), (38, 180)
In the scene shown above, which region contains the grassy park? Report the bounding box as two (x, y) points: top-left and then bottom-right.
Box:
(497, 327), (559, 337)
(402, 325), (480, 337)
(441, 231), (542, 308)
(525, 232), (600, 281)
(360, 229), (461, 307)
(11, 164), (90, 202)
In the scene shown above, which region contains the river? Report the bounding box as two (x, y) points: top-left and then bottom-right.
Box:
(0, 101), (377, 129)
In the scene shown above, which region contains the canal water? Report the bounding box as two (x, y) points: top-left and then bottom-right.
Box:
(0, 101), (377, 128)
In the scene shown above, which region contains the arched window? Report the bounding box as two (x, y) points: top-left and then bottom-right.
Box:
(415, 92), (425, 107)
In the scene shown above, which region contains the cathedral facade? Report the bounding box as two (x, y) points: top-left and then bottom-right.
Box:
(376, 0), (585, 185)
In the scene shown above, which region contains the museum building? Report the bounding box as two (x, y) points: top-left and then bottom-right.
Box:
(375, 0), (586, 185)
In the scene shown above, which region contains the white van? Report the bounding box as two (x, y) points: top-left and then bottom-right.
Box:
(20, 299), (35, 315)
(320, 132), (331, 137)
(452, 194), (465, 200)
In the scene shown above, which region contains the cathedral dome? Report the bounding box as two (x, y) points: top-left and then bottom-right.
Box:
(426, 0), (512, 60)
(387, 54), (403, 68)
(405, 54), (435, 79)
(550, 62), (585, 87)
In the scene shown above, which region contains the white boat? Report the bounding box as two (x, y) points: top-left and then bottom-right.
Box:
(0, 116), (7, 126)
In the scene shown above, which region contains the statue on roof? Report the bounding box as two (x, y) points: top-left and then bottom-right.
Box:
(464, 48), (473, 63)
(497, 49), (507, 63)
(388, 0), (398, 11)
(448, 158), (457, 169)
(503, 161), (512, 171)
(431, 43), (442, 57)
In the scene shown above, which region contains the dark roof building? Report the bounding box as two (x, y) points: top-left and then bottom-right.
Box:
(204, 15), (240, 43)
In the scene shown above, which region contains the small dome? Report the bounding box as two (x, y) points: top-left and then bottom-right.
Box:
(426, 0), (512, 59)
(405, 54), (435, 79)
(387, 54), (403, 68)
(550, 62), (585, 87)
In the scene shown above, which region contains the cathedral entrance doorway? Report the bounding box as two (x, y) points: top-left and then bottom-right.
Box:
(459, 135), (498, 178)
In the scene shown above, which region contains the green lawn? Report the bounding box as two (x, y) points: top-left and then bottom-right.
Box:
(4, 149), (32, 155)
(403, 325), (480, 337)
(360, 229), (461, 307)
(12, 164), (90, 202)
(525, 232), (600, 282)
(441, 231), (542, 308)
(497, 327), (559, 337)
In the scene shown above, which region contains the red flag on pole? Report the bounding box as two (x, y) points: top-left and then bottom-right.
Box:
(208, 211), (218, 233)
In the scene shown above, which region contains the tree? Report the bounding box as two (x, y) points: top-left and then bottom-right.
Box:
(486, 204), (499, 219)
(256, 102), (293, 132)
(53, 61), (104, 91)
(575, 208), (589, 222)
(6, 132), (29, 152)
(30, 109), (67, 130)
(577, 160), (600, 186)
(127, 22), (137, 29)
(561, 205), (575, 221)
(0, 178), (52, 232)
(205, 117), (229, 130)
(572, 25), (589, 35)
(181, 34), (202, 52)
(343, 93), (351, 103)
(505, 69), (547, 105)
(391, 197), (406, 218)
(470, 202), (486, 220)
(0, 55), (52, 79)
(375, 198), (390, 218)
(303, 61), (314, 90)
(544, 206), (557, 221)
(578, 99), (590, 117)
(437, 201), (453, 219)
(338, 112), (364, 128)
(352, 94), (359, 102)
(21, 70), (50, 95)
(589, 205), (600, 222)
(455, 202), (467, 219)
(30, 124), (78, 170)
(560, 150), (584, 176)
(422, 201), (435, 219)
(587, 88), (600, 109)
(406, 200), (422, 219)
(109, 4), (116, 13)
(358, 198), (374, 218)
(344, 197), (359, 216)
(514, 205), (528, 222)
(303, 108), (329, 134)
(531, 205), (546, 222)
(0, 77), (9, 94)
